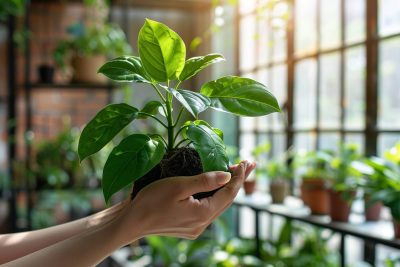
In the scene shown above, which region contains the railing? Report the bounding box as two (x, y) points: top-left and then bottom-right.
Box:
(233, 192), (400, 267)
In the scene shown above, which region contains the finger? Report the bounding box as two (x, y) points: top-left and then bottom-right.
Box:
(207, 162), (246, 209)
(176, 171), (232, 199)
(245, 162), (257, 179)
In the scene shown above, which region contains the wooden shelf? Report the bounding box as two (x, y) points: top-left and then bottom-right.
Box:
(24, 83), (116, 90)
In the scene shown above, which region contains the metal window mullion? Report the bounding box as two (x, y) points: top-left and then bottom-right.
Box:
(339, 0), (346, 141)
(315, 0), (321, 150)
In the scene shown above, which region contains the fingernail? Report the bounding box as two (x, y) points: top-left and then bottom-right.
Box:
(216, 172), (231, 185)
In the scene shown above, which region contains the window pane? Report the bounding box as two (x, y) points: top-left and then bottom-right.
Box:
(379, 0), (400, 36)
(257, 12), (270, 66)
(378, 134), (400, 156)
(378, 37), (400, 129)
(345, 134), (365, 153)
(256, 68), (271, 131)
(240, 15), (256, 71)
(320, 0), (341, 49)
(295, 0), (317, 55)
(240, 117), (256, 131)
(272, 133), (286, 157)
(271, 26), (287, 62)
(0, 103), (7, 169)
(271, 64), (287, 131)
(294, 132), (316, 152)
(344, 46), (366, 130)
(239, 0), (257, 15)
(345, 0), (366, 44)
(240, 133), (256, 160)
(319, 133), (340, 152)
(319, 52), (340, 129)
(294, 59), (317, 129)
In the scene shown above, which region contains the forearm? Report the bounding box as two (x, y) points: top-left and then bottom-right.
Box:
(3, 205), (138, 267)
(0, 201), (126, 265)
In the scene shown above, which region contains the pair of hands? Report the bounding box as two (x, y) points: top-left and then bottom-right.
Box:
(116, 161), (256, 244)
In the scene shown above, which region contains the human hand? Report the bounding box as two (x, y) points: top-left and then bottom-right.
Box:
(116, 160), (256, 244)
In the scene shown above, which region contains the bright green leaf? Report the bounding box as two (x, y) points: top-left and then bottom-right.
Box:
(169, 88), (211, 117)
(200, 76), (281, 116)
(212, 127), (224, 140)
(138, 19), (186, 82)
(78, 103), (138, 161)
(179, 53), (225, 81)
(97, 56), (151, 83)
(186, 123), (229, 172)
(102, 134), (165, 203)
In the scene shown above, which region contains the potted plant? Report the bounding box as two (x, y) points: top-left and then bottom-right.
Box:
(297, 150), (333, 215)
(328, 143), (361, 222)
(54, 21), (131, 84)
(361, 143), (400, 238)
(265, 154), (292, 204)
(77, 19), (280, 203)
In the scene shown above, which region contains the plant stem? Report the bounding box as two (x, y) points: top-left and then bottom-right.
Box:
(137, 112), (168, 129)
(173, 124), (188, 145)
(166, 80), (174, 150)
(173, 107), (184, 127)
(151, 83), (166, 103)
(151, 133), (168, 148)
(174, 138), (190, 149)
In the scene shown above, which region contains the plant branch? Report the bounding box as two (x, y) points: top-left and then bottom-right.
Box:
(151, 83), (166, 102)
(174, 138), (190, 149)
(173, 124), (189, 144)
(165, 80), (174, 150)
(138, 112), (168, 129)
(173, 107), (185, 128)
(151, 133), (168, 148)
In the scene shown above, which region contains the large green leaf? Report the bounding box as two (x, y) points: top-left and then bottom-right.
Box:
(78, 103), (138, 161)
(102, 134), (165, 203)
(169, 88), (210, 118)
(186, 123), (229, 172)
(179, 53), (225, 81)
(97, 56), (151, 83)
(138, 19), (186, 82)
(200, 76), (281, 116)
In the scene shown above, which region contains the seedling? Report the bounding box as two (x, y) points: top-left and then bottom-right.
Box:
(78, 19), (280, 203)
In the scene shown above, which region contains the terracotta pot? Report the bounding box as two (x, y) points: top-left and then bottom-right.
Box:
(269, 179), (289, 204)
(364, 195), (382, 221)
(393, 220), (400, 239)
(243, 180), (256, 195)
(329, 189), (355, 222)
(300, 178), (330, 215)
(71, 54), (107, 84)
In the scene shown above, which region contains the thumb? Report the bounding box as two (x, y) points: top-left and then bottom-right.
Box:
(177, 171), (231, 198)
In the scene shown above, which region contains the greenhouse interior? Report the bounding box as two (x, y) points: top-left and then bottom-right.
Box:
(0, 0), (400, 266)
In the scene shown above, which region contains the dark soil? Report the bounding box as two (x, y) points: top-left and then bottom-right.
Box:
(131, 147), (221, 200)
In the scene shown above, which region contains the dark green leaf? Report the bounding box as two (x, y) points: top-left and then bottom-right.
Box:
(179, 53), (225, 81)
(97, 56), (151, 83)
(78, 103), (138, 161)
(186, 123), (229, 172)
(137, 101), (163, 119)
(200, 76), (281, 116)
(138, 19), (186, 82)
(169, 88), (211, 117)
(102, 134), (165, 203)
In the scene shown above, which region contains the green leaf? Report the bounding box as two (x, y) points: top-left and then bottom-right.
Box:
(200, 76), (281, 116)
(97, 56), (151, 83)
(138, 19), (186, 82)
(102, 134), (165, 203)
(186, 123), (229, 172)
(212, 127), (224, 140)
(179, 53), (225, 81)
(137, 101), (163, 119)
(169, 88), (211, 117)
(78, 103), (138, 161)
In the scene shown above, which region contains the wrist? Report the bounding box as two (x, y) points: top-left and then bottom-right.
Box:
(113, 201), (144, 246)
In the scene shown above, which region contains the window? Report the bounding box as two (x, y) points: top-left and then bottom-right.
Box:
(237, 0), (400, 157)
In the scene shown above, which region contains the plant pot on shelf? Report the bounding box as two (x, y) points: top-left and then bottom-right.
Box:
(364, 195), (383, 221)
(329, 189), (355, 222)
(243, 180), (256, 196)
(300, 178), (330, 215)
(71, 54), (107, 84)
(269, 179), (289, 204)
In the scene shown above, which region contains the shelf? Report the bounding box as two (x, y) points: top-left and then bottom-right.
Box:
(234, 193), (400, 249)
(23, 83), (116, 90)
